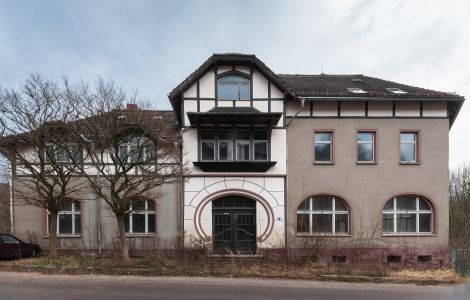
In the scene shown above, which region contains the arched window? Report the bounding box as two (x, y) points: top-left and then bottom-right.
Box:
(217, 75), (250, 100)
(125, 199), (156, 234)
(383, 195), (433, 234)
(297, 195), (349, 234)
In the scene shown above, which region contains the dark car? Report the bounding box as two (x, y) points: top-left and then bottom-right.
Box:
(0, 234), (41, 259)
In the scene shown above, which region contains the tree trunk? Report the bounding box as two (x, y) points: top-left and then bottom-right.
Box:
(49, 213), (59, 259)
(116, 214), (130, 262)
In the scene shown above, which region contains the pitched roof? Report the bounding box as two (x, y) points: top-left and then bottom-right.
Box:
(277, 74), (462, 99)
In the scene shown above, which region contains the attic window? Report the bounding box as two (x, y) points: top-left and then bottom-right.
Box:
(386, 88), (408, 94)
(218, 75), (250, 100)
(347, 88), (367, 94)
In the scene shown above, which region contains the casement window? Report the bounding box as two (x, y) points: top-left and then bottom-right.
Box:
(200, 128), (268, 162)
(47, 200), (81, 236)
(125, 200), (156, 234)
(400, 132), (418, 163)
(118, 138), (156, 163)
(44, 144), (81, 163)
(383, 195), (433, 234)
(217, 75), (250, 100)
(357, 131), (376, 163)
(314, 131), (333, 164)
(297, 195), (349, 235)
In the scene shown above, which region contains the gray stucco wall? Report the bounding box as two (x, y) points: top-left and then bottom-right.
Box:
(286, 118), (450, 250)
(13, 180), (180, 251)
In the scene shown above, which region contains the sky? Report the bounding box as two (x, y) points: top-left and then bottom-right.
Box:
(0, 0), (469, 168)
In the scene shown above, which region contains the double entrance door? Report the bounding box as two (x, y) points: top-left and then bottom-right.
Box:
(212, 196), (256, 255)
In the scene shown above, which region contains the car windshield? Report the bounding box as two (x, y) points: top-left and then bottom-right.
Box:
(0, 234), (20, 244)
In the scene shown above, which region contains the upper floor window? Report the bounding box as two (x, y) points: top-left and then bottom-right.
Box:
(314, 131), (333, 164)
(124, 199), (156, 234)
(297, 195), (349, 235)
(118, 137), (155, 163)
(357, 131), (376, 163)
(383, 195), (433, 234)
(218, 75), (250, 100)
(44, 144), (81, 163)
(200, 128), (268, 162)
(47, 200), (81, 236)
(400, 132), (418, 163)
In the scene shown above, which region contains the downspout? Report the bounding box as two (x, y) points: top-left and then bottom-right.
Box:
(9, 159), (14, 235)
(96, 172), (102, 255)
(286, 97), (306, 127)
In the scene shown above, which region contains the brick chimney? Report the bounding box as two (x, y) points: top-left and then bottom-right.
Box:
(126, 103), (138, 110)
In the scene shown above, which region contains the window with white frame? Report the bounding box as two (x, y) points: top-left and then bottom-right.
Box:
(400, 132), (418, 163)
(44, 144), (81, 163)
(124, 200), (156, 234)
(314, 131), (333, 163)
(48, 200), (81, 235)
(357, 131), (376, 163)
(383, 195), (433, 234)
(199, 128), (268, 162)
(297, 195), (349, 234)
(217, 75), (250, 100)
(118, 137), (155, 163)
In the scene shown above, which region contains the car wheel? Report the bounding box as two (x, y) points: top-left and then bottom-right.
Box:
(29, 249), (38, 258)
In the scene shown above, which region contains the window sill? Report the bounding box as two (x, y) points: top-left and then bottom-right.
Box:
(296, 233), (352, 237)
(313, 162), (334, 165)
(382, 233), (435, 237)
(193, 161), (277, 172)
(357, 162), (377, 165)
(125, 234), (157, 237)
(43, 235), (82, 239)
(399, 162), (420, 165)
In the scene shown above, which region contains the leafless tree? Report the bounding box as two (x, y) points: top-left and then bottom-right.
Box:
(72, 80), (184, 261)
(449, 165), (470, 248)
(0, 74), (86, 258)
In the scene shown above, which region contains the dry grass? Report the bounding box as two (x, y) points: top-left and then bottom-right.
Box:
(0, 256), (461, 285)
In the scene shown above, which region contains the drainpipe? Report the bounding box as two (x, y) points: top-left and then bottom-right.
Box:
(9, 159), (14, 235)
(96, 172), (102, 255)
(286, 97), (306, 127)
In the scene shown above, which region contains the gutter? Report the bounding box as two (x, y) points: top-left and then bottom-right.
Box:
(9, 159), (14, 235)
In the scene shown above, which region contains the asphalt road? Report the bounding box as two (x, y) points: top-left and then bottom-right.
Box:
(0, 272), (469, 300)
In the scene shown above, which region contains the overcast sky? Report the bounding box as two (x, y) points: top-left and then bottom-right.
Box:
(0, 0), (468, 168)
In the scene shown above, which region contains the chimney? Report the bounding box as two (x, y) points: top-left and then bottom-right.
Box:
(127, 103), (138, 110)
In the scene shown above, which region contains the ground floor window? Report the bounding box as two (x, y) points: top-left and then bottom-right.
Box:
(47, 200), (81, 235)
(383, 195), (433, 234)
(125, 200), (156, 234)
(297, 195), (349, 234)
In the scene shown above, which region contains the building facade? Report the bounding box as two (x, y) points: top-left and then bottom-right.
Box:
(8, 54), (465, 259)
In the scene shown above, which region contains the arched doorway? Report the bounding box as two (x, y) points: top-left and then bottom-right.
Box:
(212, 196), (256, 254)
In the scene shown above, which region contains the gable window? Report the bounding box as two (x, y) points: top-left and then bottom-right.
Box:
(297, 195), (349, 235)
(48, 200), (81, 236)
(218, 75), (250, 100)
(125, 200), (156, 234)
(383, 195), (433, 234)
(199, 128), (269, 162)
(357, 131), (376, 163)
(44, 144), (81, 163)
(400, 132), (418, 163)
(314, 131), (333, 164)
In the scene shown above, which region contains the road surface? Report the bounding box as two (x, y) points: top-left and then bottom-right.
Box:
(0, 271), (469, 300)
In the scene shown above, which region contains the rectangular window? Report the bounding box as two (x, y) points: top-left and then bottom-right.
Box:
(200, 130), (215, 161)
(47, 201), (81, 236)
(400, 132), (418, 163)
(125, 200), (156, 234)
(253, 130), (268, 161)
(314, 131), (333, 164)
(357, 131), (376, 163)
(218, 130), (233, 161)
(45, 144), (81, 163)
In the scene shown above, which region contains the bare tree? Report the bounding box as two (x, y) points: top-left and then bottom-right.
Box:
(0, 74), (86, 258)
(449, 165), (470, 248)
(72, 80), (183, 261)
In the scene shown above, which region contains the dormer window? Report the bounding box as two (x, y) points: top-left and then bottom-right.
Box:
(386, 88), (408, 94)
(218, 75), (250, 100)
(347, 88), (367, 94)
